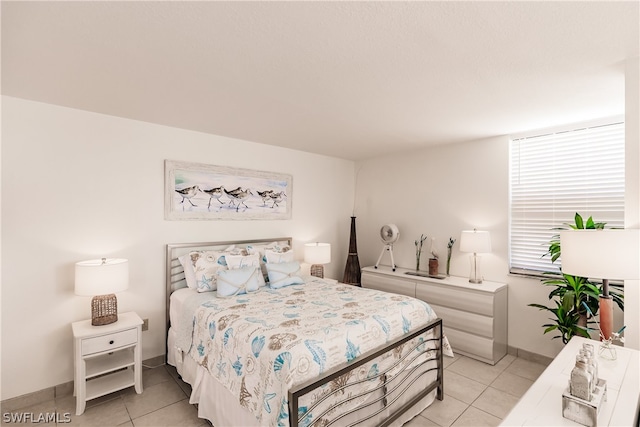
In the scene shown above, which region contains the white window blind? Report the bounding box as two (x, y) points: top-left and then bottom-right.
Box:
(509, 120), (625, 275)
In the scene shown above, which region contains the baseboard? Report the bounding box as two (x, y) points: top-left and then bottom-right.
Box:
(142, 354), (166, 369)
(507, 345), (553, 366)
(1, 356), (166, 413)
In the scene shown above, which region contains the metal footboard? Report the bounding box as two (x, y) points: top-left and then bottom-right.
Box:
(288, 318), (444, 427)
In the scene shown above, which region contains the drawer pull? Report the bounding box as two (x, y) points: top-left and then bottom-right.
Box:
(109, 340), (114, 345)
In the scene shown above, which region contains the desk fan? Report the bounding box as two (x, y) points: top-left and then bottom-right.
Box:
(375, 224), (399, 271)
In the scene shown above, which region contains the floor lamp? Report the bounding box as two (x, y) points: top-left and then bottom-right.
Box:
(560, 229), (639, 344)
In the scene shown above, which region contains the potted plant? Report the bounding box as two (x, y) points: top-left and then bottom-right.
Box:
(529, 213), (624, 344)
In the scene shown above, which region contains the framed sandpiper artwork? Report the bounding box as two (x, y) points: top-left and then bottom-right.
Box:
(165, 160), (292, 220)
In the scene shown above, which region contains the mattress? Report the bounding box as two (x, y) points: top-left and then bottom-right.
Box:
(170, 287), (194, 330)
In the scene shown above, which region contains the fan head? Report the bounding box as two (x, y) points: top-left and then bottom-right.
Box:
(380, 224), (400, 244)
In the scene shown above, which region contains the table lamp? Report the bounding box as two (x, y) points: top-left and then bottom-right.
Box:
(459, 229), (492, 284)
(304, 242), (331, 278)
(560, 229), (639, 341)
(75, 258), (129, 326)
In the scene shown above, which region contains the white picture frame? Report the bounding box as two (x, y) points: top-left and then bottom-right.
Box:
(165, 160), (292, 220)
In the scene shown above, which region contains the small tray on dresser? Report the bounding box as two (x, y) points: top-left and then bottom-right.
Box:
(404, 271), (447, 279)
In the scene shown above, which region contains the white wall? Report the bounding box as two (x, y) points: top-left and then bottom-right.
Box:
(624, 57), (640, 349)
(4, 82), (638, 400)
(355, 132), (638, 359)
(0, 96), (356, 400)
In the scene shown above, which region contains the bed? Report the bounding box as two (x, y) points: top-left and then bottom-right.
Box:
(166, 238), (452, 427)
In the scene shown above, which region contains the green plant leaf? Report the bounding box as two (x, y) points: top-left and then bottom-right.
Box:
(528, 303), (554, 312)
(561, 292), (575, 312)
(585, 216), (595, 229)
(531, 212), (623, 345)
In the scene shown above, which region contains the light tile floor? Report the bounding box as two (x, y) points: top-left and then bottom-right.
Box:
(2, 354), (547, 426)
(406, 353), (549, 427)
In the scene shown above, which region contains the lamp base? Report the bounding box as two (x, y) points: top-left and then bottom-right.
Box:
(599, 295), (613, 341)
(598, 339), (617, 360)
(468, 254), (483, 284)
(310, 264), (324, 278)
(91, 293), (118, 326)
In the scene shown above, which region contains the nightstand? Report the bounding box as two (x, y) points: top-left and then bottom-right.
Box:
(72, 311), (143, 415)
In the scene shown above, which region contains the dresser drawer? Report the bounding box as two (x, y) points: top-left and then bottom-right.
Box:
(416, 283), (494, 316)
(81, 328), (137, 355)
(445, 328), (496, 364)
(362, 271), (416, 297)
(430, 303), (494, 338)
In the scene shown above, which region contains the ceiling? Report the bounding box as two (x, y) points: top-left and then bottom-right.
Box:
(2, 1), (639, 161)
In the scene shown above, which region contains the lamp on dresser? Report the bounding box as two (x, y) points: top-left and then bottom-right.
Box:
(560, 229), (639, 342)
(459, 229), (491, 284)
(75, 258), (129, 326)
(304, 242), (331, 278)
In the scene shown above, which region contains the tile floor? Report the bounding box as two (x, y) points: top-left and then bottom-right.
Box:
(406, 353), (548, 427)
(2, 354), (548, 426)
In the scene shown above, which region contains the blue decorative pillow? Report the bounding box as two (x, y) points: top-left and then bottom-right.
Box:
(217, 266), (262, 297)
(265, 249), (294, 264)
(266, 261), (304, 289)
(225, 254), (267, 287)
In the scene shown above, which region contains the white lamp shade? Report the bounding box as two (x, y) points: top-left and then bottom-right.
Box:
(304, 243), (331, 265)
(75, 258), (129, 296)
(560, 229), (640, 280)
(459, 230), (492, 253)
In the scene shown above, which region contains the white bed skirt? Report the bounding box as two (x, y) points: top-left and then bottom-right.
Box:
(168, 327), (437, 427)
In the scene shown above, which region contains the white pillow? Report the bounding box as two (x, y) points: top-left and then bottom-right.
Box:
(194, 251), (229, 292)
(246, 242), (278, 258)
(267, 261), (304, 289)
(179, 246), (235, 290)
(178, 252), (198, 289)
(265, 249), (295, 264)
(225, 253), (266, 287)
(217, 266), (262, 297)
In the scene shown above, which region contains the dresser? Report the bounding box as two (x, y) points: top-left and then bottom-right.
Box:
(361, 266), (508, 365)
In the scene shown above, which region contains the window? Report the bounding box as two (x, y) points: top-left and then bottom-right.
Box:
(509, 119), (625, 275)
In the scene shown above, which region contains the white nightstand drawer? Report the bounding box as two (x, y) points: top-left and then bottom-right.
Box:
(82, 328), (137, 355)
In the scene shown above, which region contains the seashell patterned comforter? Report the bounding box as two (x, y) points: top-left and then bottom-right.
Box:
(186, 279), (452, 426)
